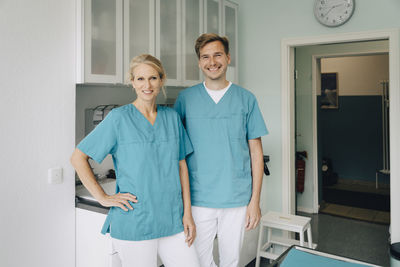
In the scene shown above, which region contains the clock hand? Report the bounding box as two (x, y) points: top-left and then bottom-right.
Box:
(324, 3), (343, 16)
(324, 6), (335, 16)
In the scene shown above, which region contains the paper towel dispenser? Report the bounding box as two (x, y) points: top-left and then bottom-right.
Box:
(85, 105), (118, 135)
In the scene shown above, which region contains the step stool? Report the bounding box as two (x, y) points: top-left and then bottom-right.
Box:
(255, 211), (317, 267)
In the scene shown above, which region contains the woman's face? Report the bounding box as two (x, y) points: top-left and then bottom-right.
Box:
(131, 63), (162, 103)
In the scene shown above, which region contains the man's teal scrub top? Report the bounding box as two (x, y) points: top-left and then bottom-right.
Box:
(174, 83), (268, 208)
(77, 104), (193, 241)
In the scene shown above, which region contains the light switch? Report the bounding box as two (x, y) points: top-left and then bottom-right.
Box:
(48, 167), (63, 184)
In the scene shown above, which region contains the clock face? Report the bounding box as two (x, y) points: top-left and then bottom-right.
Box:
(314, 0), (355, 27)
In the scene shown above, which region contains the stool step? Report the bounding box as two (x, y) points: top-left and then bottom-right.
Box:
(259, 250), (279, 260)
(261, 211), (311, 232)
(270, 236), (317, 249)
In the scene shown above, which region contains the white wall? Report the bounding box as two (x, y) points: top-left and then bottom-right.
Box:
(321, 54), (389, 95)
(0, 1), (76, 266)
(236, 0), (400, 242)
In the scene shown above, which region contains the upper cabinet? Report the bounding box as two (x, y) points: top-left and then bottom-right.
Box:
(123, 0), (156, 80)
(156, 0), (203, 86)
(223, 0), (238, 84)
(76, 0), (238, 85)
(205, 0), (221, 34)
(157, 0), (182, 86)
(81, 0), (123, 84)
(183, 0), (203, 85)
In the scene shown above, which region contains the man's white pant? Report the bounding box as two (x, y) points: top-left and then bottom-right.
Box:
(112, 232), (200, 267)
(192, 206), (247, 267)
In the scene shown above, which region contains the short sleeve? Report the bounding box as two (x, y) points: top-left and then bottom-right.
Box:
(174, 93), (185, 122)
(177, 115), (193, 160)
(77, 110), (118, 163)
(247, 97), (269, 140)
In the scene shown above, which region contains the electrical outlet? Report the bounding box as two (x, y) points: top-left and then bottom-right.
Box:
(48, 167), (63, 184)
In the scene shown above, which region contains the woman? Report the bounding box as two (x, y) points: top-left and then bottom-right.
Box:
(71, 54), (200, 267)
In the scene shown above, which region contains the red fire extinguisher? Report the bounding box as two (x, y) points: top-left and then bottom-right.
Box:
(296, 151), (307, 193)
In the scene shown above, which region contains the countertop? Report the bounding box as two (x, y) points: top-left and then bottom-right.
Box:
(75, 178), (116, 214)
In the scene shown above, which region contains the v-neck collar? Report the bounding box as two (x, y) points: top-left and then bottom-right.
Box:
(131, 104), (159, 128)
(200, 82), (233, 106)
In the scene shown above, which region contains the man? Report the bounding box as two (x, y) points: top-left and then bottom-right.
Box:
(174, 33), (268, 267)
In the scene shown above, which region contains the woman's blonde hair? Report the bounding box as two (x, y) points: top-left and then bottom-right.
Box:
(127, 54), (167, 98)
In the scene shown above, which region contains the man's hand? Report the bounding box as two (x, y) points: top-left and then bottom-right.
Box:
(245, 200), (261, 230)
(183, 213), (196, 247)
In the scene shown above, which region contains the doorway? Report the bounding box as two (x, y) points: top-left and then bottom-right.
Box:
(295, 48), (390, 224)
(280, 29), (400, 242)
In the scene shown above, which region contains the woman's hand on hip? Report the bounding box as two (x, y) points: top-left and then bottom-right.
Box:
(98, 193), (137, 211)
(183, 213), (196, 247)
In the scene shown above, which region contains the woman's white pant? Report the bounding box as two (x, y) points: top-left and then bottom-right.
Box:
(112, 231), (200, 267)
(192, 206), (247, 267)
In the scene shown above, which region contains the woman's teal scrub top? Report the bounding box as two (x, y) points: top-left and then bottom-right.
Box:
(174, 83), (268, 208)
(77, 104), (193, 241)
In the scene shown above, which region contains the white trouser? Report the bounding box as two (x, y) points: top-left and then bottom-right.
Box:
(112, 232), (200, 267)
(192, 206), (247, 267)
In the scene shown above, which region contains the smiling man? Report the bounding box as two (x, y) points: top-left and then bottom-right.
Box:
(174, 33), (268, 267)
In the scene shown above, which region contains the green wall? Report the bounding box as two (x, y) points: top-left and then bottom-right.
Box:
(236, 0), (400, 213)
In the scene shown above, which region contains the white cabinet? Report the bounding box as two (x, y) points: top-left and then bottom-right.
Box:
(156, 0), (203, 86)
(77, 0), (155, 84)
(183, 0), (203, 84)
(123, 0), (156, 78)
(157, 0), (182, 86)
(77, 0), (237, 85)
(82, 0), (123, 83)
(205, 0), (221, 34)
(76, 207), (121, 267)
(76, 207), (163, 266)
(223, 0), (238, 83)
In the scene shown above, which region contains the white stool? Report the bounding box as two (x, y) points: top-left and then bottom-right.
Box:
(255, 211), (317, 267)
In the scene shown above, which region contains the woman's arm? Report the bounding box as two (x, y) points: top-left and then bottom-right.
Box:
(70, 148), (137, 211)
(179, 159), (196, 247)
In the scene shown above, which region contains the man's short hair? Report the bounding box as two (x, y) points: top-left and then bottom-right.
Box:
(195, 33), (230, 59)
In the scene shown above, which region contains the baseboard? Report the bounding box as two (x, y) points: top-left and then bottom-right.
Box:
(297, 206), (314, 214)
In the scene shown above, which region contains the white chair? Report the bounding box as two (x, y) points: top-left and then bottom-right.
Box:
(255, 211), (317, 266)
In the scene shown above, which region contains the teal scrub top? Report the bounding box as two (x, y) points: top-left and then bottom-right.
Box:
(77, 104), (193, 241)
(174, 83), (268, 208)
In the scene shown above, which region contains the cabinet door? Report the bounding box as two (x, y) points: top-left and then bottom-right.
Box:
(84, 0), (123, 83)
(156, 0), (181, 86)
(76, 208), (121, 267)
(223, 0), (238, 83)
(123, 0), (156, 83)
(182, 0), (203, 86)
(205, 0), (221, 34)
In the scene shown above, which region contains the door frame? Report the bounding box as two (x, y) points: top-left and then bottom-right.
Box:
(304, 49), (390, 214)
(280, 29), (400, 238)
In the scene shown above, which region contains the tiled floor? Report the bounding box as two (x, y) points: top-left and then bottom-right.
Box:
(247, 212), (390, 267)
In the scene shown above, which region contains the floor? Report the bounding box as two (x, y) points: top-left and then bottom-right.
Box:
(322, 179), (390, 213)
(320, 203), (390, 224)
(246, 212), (390, 267)
(324, 179), (390, 196)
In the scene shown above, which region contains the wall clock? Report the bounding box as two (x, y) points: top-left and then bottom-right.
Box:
(314, 0), (355, 27)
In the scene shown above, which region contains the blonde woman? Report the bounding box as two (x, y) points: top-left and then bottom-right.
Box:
(71, 54), (200, 267)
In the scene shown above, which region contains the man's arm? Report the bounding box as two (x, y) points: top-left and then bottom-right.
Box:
(245, 137), (264, 230)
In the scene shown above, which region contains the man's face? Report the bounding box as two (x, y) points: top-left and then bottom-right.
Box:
(198, 41), (231, 82)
